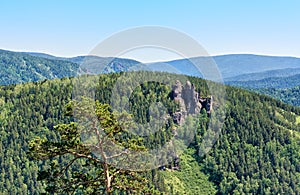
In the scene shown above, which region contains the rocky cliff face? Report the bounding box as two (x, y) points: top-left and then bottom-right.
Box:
(171, 80), (212, 125)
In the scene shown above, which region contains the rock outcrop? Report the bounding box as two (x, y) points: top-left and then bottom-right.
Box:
(171, 80), (212, 125)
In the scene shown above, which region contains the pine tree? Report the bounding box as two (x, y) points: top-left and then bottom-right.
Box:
(28, 98), (157, 194)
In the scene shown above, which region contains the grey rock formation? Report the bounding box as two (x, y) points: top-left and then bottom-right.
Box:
(171, 80), (212, 125)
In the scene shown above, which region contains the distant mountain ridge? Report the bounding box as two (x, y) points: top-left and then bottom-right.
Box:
(226, 73), (300, 89)
(26, 52), (141, 75)
(214, 54), (300, 78)
(2, 49), (300, 86)
(155, 54), (300, 79)
(224, 68), (300, 82)
(0, 50), (142, 85)
(27, 51), (300, 79)
(0, 49), (79, 85)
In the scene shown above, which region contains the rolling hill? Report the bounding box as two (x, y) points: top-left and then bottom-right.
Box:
(252, 86), (300, 107)
(26, 52), (142, 74)
(0, 50), (142, 85)
(1, 72), (300, 194)
(225, 67), (300, 82)
(226, 73), (300, 89)
(2, 48), (300, 109)
(213, 54), (300, 78)
(0, 49), (79, 85)
(26, 51), (300, 80)
(152, 54), (300, 79)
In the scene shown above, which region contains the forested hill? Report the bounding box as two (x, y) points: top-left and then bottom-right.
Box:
(150, 54), (300, 79)
(225, 68), (300, 82)
(0, 49), (141, 85)
(26, 51), (300, 80)
(3, 49), (300, 88)
(1, 72), (300, 194)
(226, 73), (300, 89)
(225, 74), (300, 107)
(253, 86), (300, 107)
(0, 49), (79, 85)
(26, 52), (142, 75)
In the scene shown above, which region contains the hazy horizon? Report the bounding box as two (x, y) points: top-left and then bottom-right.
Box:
(1, 1), (299, 62)
(3, 48), (300, 64)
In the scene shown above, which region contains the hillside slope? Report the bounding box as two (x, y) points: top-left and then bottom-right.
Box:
(226, 73), (300, 89)
(155, 54), (300, 79)
(253, 86), (300, 107)
(0, 49), (79, 85)
(0, 72), (300, 194)
(213, 54), (300, 78)
(0, 50), (141, 85)
(225, 68), (300, 82)
(27, 51), (300, 80)
(27, 52), (141, 74)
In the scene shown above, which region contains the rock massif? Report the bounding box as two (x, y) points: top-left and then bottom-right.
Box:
(171, 80), (212, 125)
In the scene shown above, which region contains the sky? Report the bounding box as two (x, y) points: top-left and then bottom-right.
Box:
(0, 0), (299, 62)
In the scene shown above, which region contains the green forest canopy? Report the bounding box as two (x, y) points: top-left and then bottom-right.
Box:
(0, 72), (300, 194)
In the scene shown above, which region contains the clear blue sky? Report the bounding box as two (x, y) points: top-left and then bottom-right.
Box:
(0, 0), (299, 61)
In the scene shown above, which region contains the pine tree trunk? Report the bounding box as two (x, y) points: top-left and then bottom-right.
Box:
(104, 163), (112, 195)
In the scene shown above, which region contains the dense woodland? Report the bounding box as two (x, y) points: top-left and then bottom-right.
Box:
(0, 72), (300, 194)
(253, 86), (300, 107)
(226, 73), (300, 107)
(227, 74), (300, 89)
(224, 68), (300, 82)
(0, 50), (78, 85)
